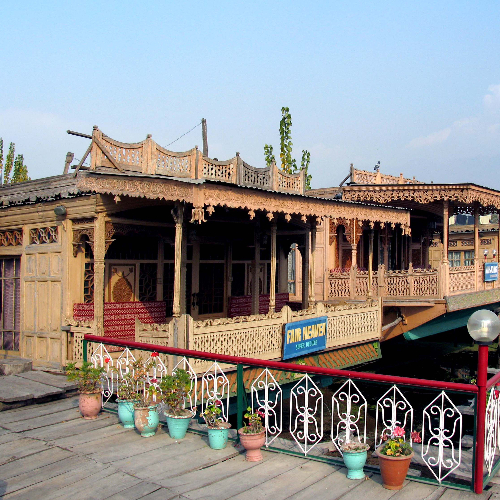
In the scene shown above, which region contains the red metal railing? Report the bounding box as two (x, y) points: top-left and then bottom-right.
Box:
(83, 334), (497, 494)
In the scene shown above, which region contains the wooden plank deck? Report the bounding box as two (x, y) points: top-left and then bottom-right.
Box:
(0, 398), (499, 500)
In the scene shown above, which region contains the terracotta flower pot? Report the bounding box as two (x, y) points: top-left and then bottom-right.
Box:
(377, 446), (414, 490)
(79, 391), (102, 419)
(238, 428), (266, 462)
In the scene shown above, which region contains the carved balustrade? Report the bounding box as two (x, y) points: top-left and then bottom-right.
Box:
(328, 265), (440, 300)
(134, 301), (381, 374)
(89, 128), (304, 194)
(448, 265), (477, 295)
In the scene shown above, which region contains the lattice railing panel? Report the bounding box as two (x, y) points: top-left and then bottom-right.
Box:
(449, 266), (476, 293)
(241, 162), (271, 188)
(202, 159), (235, 182)
(156, 148), (191, 177)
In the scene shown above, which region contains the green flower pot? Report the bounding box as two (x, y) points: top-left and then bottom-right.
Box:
(343, 450), (368, 480)
(166, 414), (191, 439)
(117, 399), (137, 429)
(134, 405), (159, 438)
(207, 425), (230, 450)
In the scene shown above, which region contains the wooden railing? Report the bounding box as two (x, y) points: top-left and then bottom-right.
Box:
(89, 127), (305, 194)
(135, 301), (381, 374)
(328, 264), (440, 300)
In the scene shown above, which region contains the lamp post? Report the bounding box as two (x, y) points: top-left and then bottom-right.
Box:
(467, 309), (500, 493)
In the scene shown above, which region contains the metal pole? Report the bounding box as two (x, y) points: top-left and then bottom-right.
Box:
(237, 364), (244, 441)
(474, 344), (488, 493)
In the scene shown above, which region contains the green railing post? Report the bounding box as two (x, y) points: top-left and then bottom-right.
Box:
(83, 339), (88, 363)
(237, 364), (244, 438)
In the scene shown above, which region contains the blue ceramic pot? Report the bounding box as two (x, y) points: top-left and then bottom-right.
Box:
(117, 399), (137, 429)
(166, 414), (191, 439)
(343, 450), (368, 479)
(207, 426), (230, 449)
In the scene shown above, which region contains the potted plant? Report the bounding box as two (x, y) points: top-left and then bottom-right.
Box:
(132, 357), (161, 438)
(341, 441), (370, 479)
(376, 427), (421, 490)
(115, 368), (140, 429)
(238, 407), (266, 462)
(65, 361), (105, 419)
(159, 368), (193, 440)
(201, 400), (231, 450)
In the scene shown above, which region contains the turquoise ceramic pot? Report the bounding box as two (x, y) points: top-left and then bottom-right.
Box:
(343, 450), (368, 480)
(134, 405), (160, 438)
(207, 426), (230, 450)
(165, 414), (191, 439)
(117, 399), (137, 429)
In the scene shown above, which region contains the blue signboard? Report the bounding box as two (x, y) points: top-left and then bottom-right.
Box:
(485, 262), (499, 282)
(283, 316), (327, 360)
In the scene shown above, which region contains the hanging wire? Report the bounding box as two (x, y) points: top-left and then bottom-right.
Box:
(165, 121), (202, 147)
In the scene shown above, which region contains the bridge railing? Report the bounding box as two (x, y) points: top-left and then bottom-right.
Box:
(83, 334), (499, 494)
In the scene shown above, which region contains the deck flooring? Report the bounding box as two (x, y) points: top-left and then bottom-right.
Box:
(0, 398), (499, 500)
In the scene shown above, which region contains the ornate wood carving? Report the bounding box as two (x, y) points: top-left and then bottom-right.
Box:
(343, 184), (500, 211)
(76, 173), (410, 227)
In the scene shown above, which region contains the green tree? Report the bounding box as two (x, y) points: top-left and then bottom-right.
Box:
(264, 144), (275, 167)
(4, 142), (15, 184)
(263, 107), (312, 188)
(0, 139), (3, 185)
(1, 140), (30, 184)
(12, 154), (30, 183)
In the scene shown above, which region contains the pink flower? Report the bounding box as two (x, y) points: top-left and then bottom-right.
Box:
(381, 432), (388, 441)
(151, 352), (159, 357)
(104, 357), (110, 363)
(215, 400), (221, 406)
(495, 390), (500, 400)
(257, 410), (265, 418)
(392, 426), (405, 438)
(151, 378), (158, 384)
(411, 431), (422, 444)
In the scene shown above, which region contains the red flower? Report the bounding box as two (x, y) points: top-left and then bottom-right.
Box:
(257, 410), (265, 418)
(151, 352), (159, 357)
(104, 357), (110, 363)
(151, 378), (158, 384)
(411, 431), (422, 444)
(215, 400), (221, 406)
(494, 390), (500, 400)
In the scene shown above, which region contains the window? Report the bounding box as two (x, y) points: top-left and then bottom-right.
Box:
(464, 251), (474, 266)
(448, 251), (461, 268)
(0, 258), (20, 350)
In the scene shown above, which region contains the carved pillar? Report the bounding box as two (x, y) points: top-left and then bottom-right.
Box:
(443, 200), (449, 264)
(368, 229), (374, 299)
(93, 213), (106, 336)
(172, 202), (184, 318)
(474, 202), (480, 291)
(269, 222), (277, 313)
(302, 227), (310, 309)
(181, 227), (188, 314)
(252, 219), (260, 315)
(383, 226), (389, 269)
(309, 222), (316, 306)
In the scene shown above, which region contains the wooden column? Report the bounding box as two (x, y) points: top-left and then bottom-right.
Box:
(443, 200), (449, 263)
(252, 220), (260, 315)
(269, 222), (277, 313)
(172, 202), (183, 318)
(383, 227), (389, 269)
(302, 226), (310, 309)
(368, 228), (374, 299)
(309, 222), (316, 305)
(93, 213), (106, 336)
(474, 202), (480, 291)
(180, 227), (188, 314)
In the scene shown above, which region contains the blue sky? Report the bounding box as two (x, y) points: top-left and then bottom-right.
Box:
(1, 1), (500, 189)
